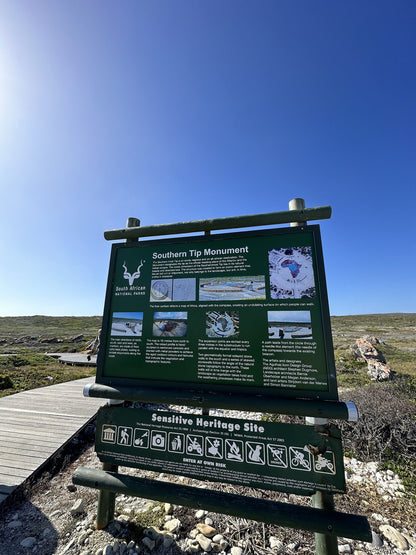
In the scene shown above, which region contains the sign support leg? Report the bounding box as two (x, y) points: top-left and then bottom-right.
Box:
(96, 462), (118, 529)
(306, 416), (339, 555)
(312, 490), (339, 555)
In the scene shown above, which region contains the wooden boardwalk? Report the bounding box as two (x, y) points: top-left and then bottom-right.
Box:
(57, 353), (97, 366)
(46, 353), (97, 366)
(0, 377), (104, 505)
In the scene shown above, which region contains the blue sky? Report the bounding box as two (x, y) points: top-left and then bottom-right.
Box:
(0, 1), (414, 317)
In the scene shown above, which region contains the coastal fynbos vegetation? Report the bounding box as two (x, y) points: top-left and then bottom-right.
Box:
(332, 314), (416, 494)
(0, 316), (101, 397)
(338, 379), (416, 494)
(0, 353), (96, 398)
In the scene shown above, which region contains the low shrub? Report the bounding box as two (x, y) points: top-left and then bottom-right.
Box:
(337, 372), (372, 388)
(335, 350), (367, 374)
(0, 353), (55, 368)
(0, 374), (14, 390)
(335, 350), (372, 387)
(339, 383), (416, 491)
(389, 373), (416, 399)
(4, 355), (28, 367)
(124, 503), (165, 543)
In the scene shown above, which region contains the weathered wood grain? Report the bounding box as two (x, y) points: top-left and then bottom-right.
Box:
(0, 377), (104, 501)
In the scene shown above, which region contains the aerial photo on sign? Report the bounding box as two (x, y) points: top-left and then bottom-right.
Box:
(206, 311), (239, 338)
(269, 247), (315, 299)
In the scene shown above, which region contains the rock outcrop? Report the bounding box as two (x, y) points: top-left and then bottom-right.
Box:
(83, 329), (101, 355)
(351, 336), (393, 381)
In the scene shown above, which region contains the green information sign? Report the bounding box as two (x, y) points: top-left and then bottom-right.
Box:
(97, 225), (338, 400)
(96, 407), (346, 496)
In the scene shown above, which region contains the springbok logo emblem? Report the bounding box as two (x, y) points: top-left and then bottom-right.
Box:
(122, 260), (145, 286)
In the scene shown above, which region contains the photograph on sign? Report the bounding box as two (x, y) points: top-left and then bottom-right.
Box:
(269, 247), (316, 299)
(199, 276), (266, 301)
(267, 311), (312, 340)
(110, 312), (143, 337)
(98, 226), (337, 400)
(206, 311), (239, 338)
(152, 312), (188, 338)
(150, 278), (197, 302)
(95, 407), (346, 496)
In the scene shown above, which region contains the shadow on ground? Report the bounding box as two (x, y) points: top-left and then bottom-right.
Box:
(0, 493), (59, 555)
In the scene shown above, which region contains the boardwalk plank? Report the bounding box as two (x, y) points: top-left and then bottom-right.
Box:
(0, 430), (72, 444)
(0, 401), (94, 413)
(0, 457), (45, 471)
(0, 401), (100, 418)
(0, 465), (31, 478)
(0, 427), (76, 442)
(0, 433), (62, 444)
(0, 449), (47, 461)
(0, 418), (84, 433)
(0, 436), (63, 451)
(0, 447), (61, 459)
(0, 377), (103, 507)
(0, 449), (49, 463)
(0, 416), (86, 432)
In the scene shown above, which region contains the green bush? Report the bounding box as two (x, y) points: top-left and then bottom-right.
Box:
(335, 350), (367, 374)
(6, 355), (28, 367)
(0, 374), (14, 390)
(0, 354), (52, 368)
(335, 349), (372, 387)
(124, 503), (165, 543)
(337, 372), (372, 388)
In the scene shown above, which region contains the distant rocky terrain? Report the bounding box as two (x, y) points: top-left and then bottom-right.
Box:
(0, 315), (102, 355)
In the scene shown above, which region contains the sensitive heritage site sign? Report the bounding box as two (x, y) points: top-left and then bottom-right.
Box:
(97, 225), (338, 400)
(95, 406), (345, 496)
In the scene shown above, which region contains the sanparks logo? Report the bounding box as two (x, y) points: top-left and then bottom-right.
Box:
(122, 260), (145, 286)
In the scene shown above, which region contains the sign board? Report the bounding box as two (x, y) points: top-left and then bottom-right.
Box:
(96, 406), (346, 496)
(97, 225), (338, 400)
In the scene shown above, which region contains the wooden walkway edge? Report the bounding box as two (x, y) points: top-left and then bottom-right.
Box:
(0, 377), (104, 505)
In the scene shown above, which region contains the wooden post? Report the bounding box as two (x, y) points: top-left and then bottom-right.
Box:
(289, 198), (306, 227)
(289, 199), (338, 555)
(96, 462), (118, 529)
(96, 217), (140, 529)
(104, 206), (331, 241)
(311, 489), (339, 555)
(126, 217), (141, 232)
